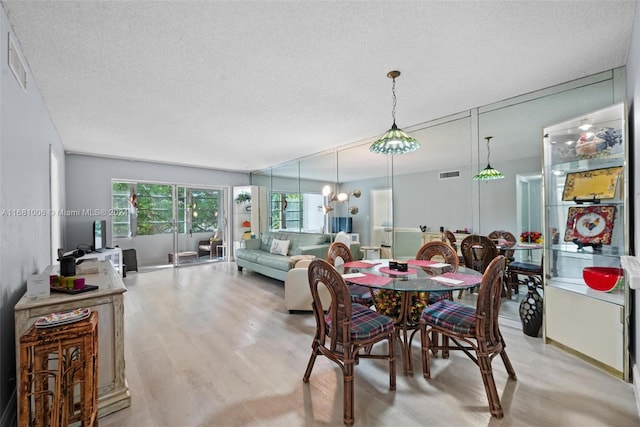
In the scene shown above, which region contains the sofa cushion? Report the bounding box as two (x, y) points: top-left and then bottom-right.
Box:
(236, 249), (262, 263)
(256, 252), (293, 271)
(288, 233), (328, 255)
(259, 232), (329, 255)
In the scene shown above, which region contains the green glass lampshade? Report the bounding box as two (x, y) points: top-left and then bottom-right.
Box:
(369, 123), (420, 155)
(473, 164), (505, 180)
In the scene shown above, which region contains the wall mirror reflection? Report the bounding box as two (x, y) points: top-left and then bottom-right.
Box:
(249, 68), (625, 322)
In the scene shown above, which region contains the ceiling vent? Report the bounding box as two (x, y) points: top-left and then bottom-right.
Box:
(8, 33), (27, 92)
(439, 170), (460, 179)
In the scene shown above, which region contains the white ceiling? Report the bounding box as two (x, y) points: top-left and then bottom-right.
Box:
(1, 1), (636, 174)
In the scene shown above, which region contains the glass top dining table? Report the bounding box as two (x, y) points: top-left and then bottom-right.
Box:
(337, 259), (483, 376)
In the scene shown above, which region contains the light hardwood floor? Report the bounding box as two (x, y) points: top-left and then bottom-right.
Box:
(99, 262), (639, 427)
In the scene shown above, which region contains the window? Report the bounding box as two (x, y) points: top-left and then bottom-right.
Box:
(113, 181), (223, 237)
(136, 183), (174, 235)
(270, 192), (302, 231)
(188, 189), (221, 233)
(112, 182), (132, 238)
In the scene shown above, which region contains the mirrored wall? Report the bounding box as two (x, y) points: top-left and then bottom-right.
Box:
(251, 68), (626, 256)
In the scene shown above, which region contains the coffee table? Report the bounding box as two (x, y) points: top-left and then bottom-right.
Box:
(167, 251), (198, 264)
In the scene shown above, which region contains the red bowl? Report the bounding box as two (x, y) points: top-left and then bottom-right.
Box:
(583, 267), (624, 292)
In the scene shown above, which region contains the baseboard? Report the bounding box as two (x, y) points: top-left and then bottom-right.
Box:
(634, 363), (640, 419)
(1, 388), (16, 427)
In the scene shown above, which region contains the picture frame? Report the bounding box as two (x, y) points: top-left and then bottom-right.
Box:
(564, 205), (616, 245)
(562, 166), (623, 201)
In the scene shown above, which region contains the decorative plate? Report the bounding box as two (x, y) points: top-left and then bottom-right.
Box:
(562, 166), (623, 201)
(564, 205), (616, 245)
(35, 308), (91, 328)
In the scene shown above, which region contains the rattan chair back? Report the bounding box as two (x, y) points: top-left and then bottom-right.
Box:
(488, 230), (517, 259)
(307, 259), (352, 350)
(326, 241), (353, 266)
(444, 230), (457, 250)
(475, 256), (507, 346)
(461, 235), (498, 273)
(415, 241), (459, 271)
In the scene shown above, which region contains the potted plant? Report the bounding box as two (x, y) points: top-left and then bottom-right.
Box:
(234, 192), (251, 204)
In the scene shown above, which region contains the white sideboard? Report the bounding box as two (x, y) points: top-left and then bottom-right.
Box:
(14, 260), (130, 418)
(77, 247), (123, 277)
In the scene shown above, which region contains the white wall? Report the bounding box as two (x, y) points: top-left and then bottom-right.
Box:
(64, 154), (250, 265)
(0, 9), (66, 425)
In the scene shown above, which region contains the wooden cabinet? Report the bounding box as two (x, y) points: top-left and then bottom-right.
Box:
(542, 103), (629, 380)
(420, 231), (470, 245)
(15, 260), (130, 418)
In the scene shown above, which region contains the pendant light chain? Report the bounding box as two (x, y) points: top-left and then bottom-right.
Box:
(486, 136), (492, 165)
(391, 76), (397, 125)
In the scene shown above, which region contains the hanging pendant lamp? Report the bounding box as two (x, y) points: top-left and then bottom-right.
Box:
(370, 70), (420, 155)
(473, 136), (504, 180)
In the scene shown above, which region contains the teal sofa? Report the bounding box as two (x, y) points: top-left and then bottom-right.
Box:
(236, 231), (361, 281)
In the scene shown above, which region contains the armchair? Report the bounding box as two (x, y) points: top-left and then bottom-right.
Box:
(284, 259), (330, 313)
(198, 231), (223, 259)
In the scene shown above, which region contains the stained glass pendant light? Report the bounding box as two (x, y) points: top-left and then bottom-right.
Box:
(369, 70), (420, 155)
(473, 136), (504, 180)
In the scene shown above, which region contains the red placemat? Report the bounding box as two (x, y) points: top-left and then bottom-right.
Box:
(431, 272), (482, 287)
(344, 273), (393, 286)
(407, 259), (449, 267)
(379, 266), (417, 276)
(343, 261), (380, 269)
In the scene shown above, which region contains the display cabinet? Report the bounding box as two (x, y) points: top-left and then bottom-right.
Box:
(232, 185), (267, 259)
(542, 103), (629, 379)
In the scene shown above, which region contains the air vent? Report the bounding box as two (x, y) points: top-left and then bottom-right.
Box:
(439, 170), (460, 179)
(8, 33), (27, 92)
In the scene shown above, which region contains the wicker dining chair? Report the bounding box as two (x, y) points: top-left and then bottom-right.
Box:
(326, 241), (353, 266)
(416, 240), (459, 267)
(419, 255), (517, 418)
(459, 235), (498, 298)
(327, 241), (374, 306)
(416, 241), (459, 302)
(443, 230), (457, 250)
(487, 230), (517, 261)
(303, 259), (396, 426)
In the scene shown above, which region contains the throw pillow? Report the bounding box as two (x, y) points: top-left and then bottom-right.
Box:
(335, 231), (351, 246)
(270, 239), (290, 256)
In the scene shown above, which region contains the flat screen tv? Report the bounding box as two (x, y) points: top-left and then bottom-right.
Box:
(93, 220), (107, 252)
(331, 217), (352, 233)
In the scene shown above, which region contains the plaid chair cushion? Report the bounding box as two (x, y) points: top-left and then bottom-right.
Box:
(509, 261), (541, 273)
(428, 291), (449, 304)
(421, 299), (476, 335)
(325, 303), (394, 340)
(348, 284), (374, 306)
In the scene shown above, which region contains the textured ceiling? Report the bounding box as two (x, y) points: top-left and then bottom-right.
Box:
(1, 1), (636, 174)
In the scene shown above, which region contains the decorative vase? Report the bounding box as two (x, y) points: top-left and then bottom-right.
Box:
(519, 281), (543, 337)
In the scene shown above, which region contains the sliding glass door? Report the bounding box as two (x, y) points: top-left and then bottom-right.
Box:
(174, 186), (227, 266)
(112, 180), (227, 268)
